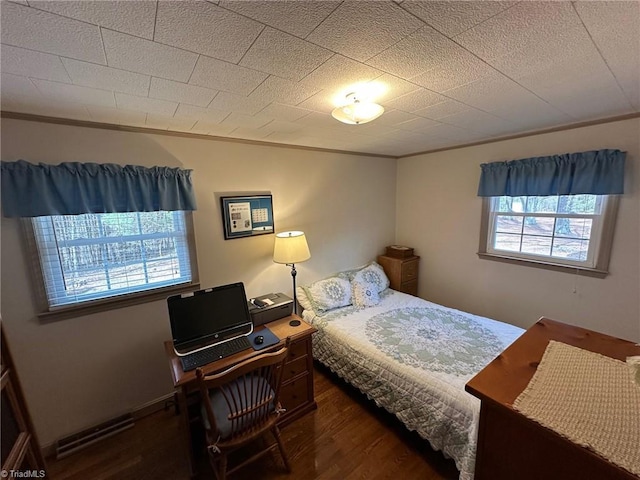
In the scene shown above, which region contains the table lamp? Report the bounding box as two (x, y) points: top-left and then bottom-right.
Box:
(273, 231), (311, 315)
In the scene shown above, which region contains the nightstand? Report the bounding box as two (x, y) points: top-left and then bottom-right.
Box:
(377, 254), (420, 296)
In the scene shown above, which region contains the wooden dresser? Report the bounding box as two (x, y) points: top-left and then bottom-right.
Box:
(466, 318), (640, 480)
(377, 254), (420, 296)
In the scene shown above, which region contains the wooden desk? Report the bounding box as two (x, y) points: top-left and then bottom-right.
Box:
(466, 318), (640, 480)
(165, 314), (317, 477)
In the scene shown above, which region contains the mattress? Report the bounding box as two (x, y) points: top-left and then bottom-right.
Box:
(301, 289), (524, 480)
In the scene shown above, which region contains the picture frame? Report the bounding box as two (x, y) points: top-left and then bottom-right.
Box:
(220, 194), (275, 240)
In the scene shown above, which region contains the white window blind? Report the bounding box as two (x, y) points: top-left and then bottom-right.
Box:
(32, 211), (192, 308)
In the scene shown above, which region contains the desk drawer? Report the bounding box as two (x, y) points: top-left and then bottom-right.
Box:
(280, 375), (310, 412)
(281, 355), (307, 382)
(286, 339), (308, 362)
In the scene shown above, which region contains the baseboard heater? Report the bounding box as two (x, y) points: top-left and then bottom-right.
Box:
(55, 413), (135, 459)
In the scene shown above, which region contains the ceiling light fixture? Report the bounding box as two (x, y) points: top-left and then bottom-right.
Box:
(331, 92), (384, 125)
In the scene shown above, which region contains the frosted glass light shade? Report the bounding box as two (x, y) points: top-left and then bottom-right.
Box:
(331, 101), (384, 125)
(273, 231), (311, 264)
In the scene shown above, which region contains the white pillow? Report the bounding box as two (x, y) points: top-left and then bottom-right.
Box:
(300, 276), (352, 314)
(352, 270), (380, 307)
(356, 262), (390, 293)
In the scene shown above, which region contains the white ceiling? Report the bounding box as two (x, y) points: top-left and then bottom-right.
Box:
(1, 0), (638, 157)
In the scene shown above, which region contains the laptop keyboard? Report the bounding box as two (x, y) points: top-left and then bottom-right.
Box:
(180, 336), (252, 371)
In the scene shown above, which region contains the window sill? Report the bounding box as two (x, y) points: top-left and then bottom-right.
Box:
(477, 252), (608, 279)
(37, 282), (201, 322)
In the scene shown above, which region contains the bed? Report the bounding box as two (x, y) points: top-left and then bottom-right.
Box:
(297, 262), (524, 480)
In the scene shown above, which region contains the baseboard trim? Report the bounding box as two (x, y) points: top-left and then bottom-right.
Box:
(42, 391), (177, 460)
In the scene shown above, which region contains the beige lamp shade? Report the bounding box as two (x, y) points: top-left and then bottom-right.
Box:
(273, 231), (311, 264)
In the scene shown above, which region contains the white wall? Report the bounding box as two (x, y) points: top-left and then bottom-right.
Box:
(0, 118), (397, 446)
(396, 118), (640, 342)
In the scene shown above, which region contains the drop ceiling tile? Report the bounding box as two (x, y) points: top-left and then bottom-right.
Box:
(221, 112), (273, 129)
(2, 94), (92, 121)
(1, 45), (70, 82)
(300, 55), (382, 93)
(32, 79), (116, 107)
(28, 0), (157, 39)
(485, 23), (595, 81)
(189, 55), (268, 96)
(424, 123), (478, 140)
(219, 0), (339, 38)
(576, 1), (640, 108)
(346, 122), (401, 137)
(86, 105), (147, 126)
(239, 28), (333, 82)
(297, 90), (336, 114)
(1, 73), (41, 98)
(401, 1), (517, 37)
(259, 120), (302, 134)
(385, 88), (447, 113)
(1, 2), (105, 63)
(295, 111), (346, 131)
(414, 100), (471, 120)
(155, 1), (263, 63)
(395, 116), (441, 132)
(443, 72), (533, 113)
(208, 91), (271, 116)
(227, 127), (273, 140)
(62, 58), (150, 96)
(410, 52), (496, 93)
(371, 74), (421, 103)
(257, 103), (312, 122)
(145, 114), (198, 132)
(454, 1), (580, 61)
(190, 120), (236, 136)
(306, 1), (423, 62)
(373, 109), (421, 126)
(102, 29), (198, 82)
(440, 109), (513, 134)
(366, 26), (461, 79)
(248, 76), (319, 106)
(115, 93), (178, 116)
(174, 103), (230, 124)
(149, 78), (217, 107)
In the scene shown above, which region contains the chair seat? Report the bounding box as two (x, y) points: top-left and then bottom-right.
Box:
(201, 374), (275, 439)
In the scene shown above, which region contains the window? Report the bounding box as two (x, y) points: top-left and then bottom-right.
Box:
(479, 194), (618, 276)
(29, 211), (198, 313)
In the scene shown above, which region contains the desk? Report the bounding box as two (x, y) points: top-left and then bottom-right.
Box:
(165, 314), (317, 476)
(466, 318), (640, 480)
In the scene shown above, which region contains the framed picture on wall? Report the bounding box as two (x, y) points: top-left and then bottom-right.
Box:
(220, 194), (275, 240)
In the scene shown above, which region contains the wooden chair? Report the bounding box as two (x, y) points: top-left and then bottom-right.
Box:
(195, 340), (292, 480)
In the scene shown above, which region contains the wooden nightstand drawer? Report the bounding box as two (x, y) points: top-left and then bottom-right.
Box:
(400, 280), (418, 296)
(401, 260), (418, 282)
(378, 253), (420, 296)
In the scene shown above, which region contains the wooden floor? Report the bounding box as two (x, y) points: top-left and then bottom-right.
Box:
(48, 364), (459, 480)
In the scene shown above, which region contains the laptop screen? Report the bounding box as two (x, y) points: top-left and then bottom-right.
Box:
(167, 282), (253, 354)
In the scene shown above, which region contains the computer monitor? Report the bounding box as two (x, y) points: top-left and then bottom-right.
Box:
(167, 282), (253, 356)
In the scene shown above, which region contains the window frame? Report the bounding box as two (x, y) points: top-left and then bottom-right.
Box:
(478, 195), (620, 278)
(22, 211), (200, 321)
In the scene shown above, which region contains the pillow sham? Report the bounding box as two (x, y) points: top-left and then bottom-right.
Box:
(300, 276), (352, 314)
(356, 262), (390, 293)
(351, 270), (380, 307)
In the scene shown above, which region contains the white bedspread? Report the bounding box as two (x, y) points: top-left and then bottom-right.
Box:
(302, 289), (523, 480)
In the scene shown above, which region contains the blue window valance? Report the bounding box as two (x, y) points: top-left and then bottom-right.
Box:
(1, 160), (197, 218)
(477, 149), (626, 197)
